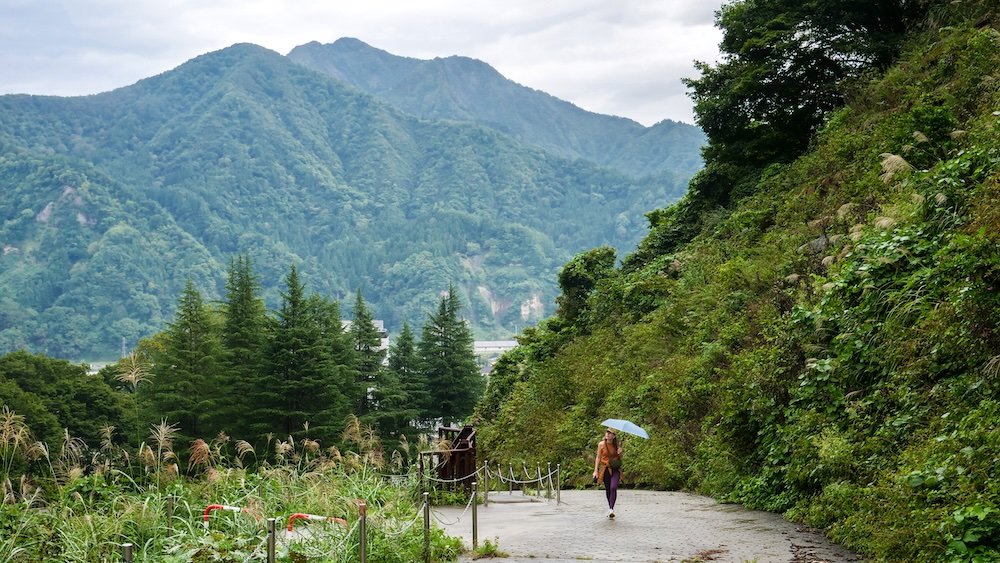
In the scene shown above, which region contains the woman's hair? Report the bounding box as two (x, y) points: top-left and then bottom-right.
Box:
(605, 431), (618, 451)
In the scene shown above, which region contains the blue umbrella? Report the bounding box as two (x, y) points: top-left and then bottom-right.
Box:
(601, 418), (649, 439)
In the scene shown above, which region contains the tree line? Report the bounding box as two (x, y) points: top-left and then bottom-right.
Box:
(0, 255), (484, 463)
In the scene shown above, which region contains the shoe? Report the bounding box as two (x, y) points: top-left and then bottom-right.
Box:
(608, 509), (615, 519)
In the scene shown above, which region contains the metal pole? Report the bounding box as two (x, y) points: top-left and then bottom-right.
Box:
(166, 495), (174, 535)
(483, 463), (489, 507)
(536, 463), (542, 498)
(266, 518), (276, 563)
(547, 463), (552, 499)
(472, 481), (479, 550)
(359, 501), (368, 563)
(508, 464), (514, 495)
(419, 453), (425, 495)
(122, 543), (134, 563)
(423, 491), (431, 563)
(557, 464), (561, 505)
(521, 464), (527, 496)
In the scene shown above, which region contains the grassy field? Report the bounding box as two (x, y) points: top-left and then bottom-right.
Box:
(1, 412), (463, 562)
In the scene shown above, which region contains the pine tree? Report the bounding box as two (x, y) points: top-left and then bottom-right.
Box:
(373, 323), (424, 439)
(257, 266), (344, 445)
(419, 298), (449, 422)
(220, 255), (268, 441)
(419, 286), (484, 424)
(444, 287), (484, 418)
(349, 290), (385, 417)
(143, 280), (223, 445)
(308, 293), (357, 430)
(391, 323), (428, 413)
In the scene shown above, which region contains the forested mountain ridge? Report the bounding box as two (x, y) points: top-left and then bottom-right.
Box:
(287, 38), (705, 180)
(0, 43), (695, 360)
(475, 1), (1000, 561)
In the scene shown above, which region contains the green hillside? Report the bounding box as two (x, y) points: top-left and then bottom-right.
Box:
(287, 38), (706, 180)
(0, 44), (693, 360)
(474, 2), (1000, 560)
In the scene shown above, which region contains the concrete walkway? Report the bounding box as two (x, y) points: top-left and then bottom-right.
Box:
(433, 489), (862, 562)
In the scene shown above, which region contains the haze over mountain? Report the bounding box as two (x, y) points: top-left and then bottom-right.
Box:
(0, 42), (704, 360)
(288, 38), (705, 180)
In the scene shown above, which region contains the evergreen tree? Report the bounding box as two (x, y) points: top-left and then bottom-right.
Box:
(349, 290), (386, 417)
(372, 323), (424, 439)
(220, 255), (268, 441)
(143, 280), (223, 444)
(307, 293), (357, 431)
(419, 286), (484, 424)
(390, 323), (427, 412)
(257, 266), (343, 445)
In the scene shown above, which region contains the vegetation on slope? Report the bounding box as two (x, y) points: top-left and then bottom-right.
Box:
(474, 2), (1000, 560)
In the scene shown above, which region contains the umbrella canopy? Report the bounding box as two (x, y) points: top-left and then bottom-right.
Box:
(601, 418), (649, 439)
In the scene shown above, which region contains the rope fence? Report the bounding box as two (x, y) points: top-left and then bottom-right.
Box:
(114, 460), (561, 563)
(430, 489), (477, 526)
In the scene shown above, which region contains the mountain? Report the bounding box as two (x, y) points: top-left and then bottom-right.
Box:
(0, 43), (694, 360)
(287, 38), (705, 180)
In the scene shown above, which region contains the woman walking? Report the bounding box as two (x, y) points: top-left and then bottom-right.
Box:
(593, 428), (623, 518)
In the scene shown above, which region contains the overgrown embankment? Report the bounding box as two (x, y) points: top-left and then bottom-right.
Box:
(474, 7), (1000, 562)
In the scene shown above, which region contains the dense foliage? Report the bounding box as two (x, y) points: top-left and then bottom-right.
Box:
(288, 38), (706, 180)
(630, 0), (937, 265)
(2, 258), (483, 463)
(0, 42), (700, 360)
(475, 2), (1000, 560)
(0, 258), (482, 560)
(0, 352), (131, 448)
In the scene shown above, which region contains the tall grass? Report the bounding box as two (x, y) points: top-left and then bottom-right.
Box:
(0, 413), (462, 562)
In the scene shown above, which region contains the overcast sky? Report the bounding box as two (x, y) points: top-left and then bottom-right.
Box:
(0, 0), (725, 126)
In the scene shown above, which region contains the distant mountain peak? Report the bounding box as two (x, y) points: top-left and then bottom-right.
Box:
(330, 37), (373, 49)
(288, 39), (704, 179)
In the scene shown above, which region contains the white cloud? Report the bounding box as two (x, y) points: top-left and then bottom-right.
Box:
(0, 0), (724, 125)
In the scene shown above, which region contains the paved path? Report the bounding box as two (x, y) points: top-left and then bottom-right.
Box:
(434, 489), (862, 562)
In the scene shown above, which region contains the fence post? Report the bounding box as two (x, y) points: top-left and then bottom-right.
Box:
(546, 463), (552, 499)
(266, 518), (276, 563)
(536, 463), (542, 498)
(556, 464), (561, 505)
(472, 481), (479, 550)
(522, 464), (528, 496)
(483, 463), (489, 507)
(419, 454), (425, 494)
(358, 501), (368, 563)
(166, 495), (174, 535)
(122, 543), (133, 563)
(508, 464), (514, 495)
(423, 491), (431, 563)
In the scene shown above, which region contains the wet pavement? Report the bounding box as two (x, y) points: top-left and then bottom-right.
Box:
(433, 489), (862, 562)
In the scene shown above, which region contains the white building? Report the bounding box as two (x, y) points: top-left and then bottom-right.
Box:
(342, 319), (390, 351)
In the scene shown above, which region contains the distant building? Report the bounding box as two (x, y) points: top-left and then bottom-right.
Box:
(473, 340), (518, 356)
(342, 319), (390, 351)
(473, 340), (518, 375)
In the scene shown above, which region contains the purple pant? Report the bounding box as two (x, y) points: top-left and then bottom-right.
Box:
(602, 468), (620, 509)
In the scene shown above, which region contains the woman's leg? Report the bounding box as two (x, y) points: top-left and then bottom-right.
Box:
(602, 469), (613, 507)
(607, 469), (620, 509)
